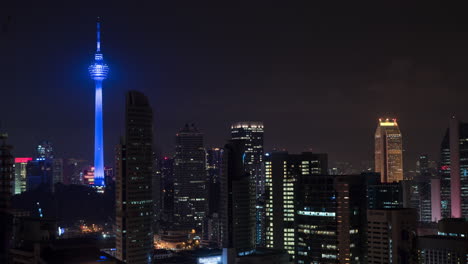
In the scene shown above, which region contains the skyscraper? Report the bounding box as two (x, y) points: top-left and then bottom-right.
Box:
(115, 91), (154, 264)
(89, 19), (109, 188)
(231, 122), (264, 246)
(265, 152), (328, 259)
(295, 174), (368, 263)
(375, 118), (403, 183)
(439, 116), (468, 219)
(220, 140), (256, 262)
(206, 147), (223, 216)
(159, 157), (175, 223)
(173, 124), (206, 230)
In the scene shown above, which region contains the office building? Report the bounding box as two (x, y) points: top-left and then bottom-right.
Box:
(159, 157), (175, 223)
(115, 91), (154, 264)
(264, 152), (328, 260)
(26, 158), (54, 192)
(295, 174), (368, 264)
(173, 124), (206, 230)
(439, 116), (468, 219)
(367, 208), (418, 264)
(89, 19), (109, 188)
(53, 158), (63, 185)
(206, 147), (223, 216)
(36, 140), (54, 159)
(367, 181), (404, 209)
(418, 218), (468, 263)
(13, 157), (32, 194)
(231, 122), (264, 246)
(375, 118), (403, 183)
(220, 140), (256, 262)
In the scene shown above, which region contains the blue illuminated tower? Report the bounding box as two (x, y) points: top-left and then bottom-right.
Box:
(89, 19), (109, 187)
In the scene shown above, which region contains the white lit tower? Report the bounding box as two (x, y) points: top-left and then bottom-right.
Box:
(88, 18), (109, 188)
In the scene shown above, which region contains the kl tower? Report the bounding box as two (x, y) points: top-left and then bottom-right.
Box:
(89, 18), (109, 189)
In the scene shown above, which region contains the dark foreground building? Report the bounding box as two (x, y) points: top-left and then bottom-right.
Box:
(115, 91), (154, 264)
(418, 218), (468, 264)
(0, 133), (14, 263)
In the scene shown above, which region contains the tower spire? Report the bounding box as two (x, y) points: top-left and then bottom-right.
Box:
(96, 17), (101, 52)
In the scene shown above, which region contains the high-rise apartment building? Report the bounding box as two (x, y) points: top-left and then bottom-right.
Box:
(367, 208), (417, 264)
(115, 91), (154, 264)
(375, 118), (403, 183)
(439, 116), (467, 219)
(231, 122), (265, 246)
(13, 157), (32, 194)
(264, 152), (328, 260)
(173, 124), (206, 230)
(220, 140), (256, 262)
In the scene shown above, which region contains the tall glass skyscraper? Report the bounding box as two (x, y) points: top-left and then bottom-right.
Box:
(88, 19), (109, 188)
(231, 122), (264, 246)
(375, 118), (403, 183)
(439, 116), (467, 219)
(116, 91), (154, 264)
(173, 124), (206, 230)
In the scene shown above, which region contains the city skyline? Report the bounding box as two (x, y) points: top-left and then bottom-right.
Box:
(3, 3), (468, 169)
(3, 3), (468, 264)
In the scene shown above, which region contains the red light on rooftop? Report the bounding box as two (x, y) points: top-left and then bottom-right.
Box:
(15, 157), (32, 163)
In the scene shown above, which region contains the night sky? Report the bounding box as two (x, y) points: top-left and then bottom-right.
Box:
(2, 2), (468, 170)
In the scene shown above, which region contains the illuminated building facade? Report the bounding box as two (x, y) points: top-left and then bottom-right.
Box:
(88, 19), (109, 188)
(37, 141), (54, 159)
(439, 117), (467, 219)
(115, 91), (154, 264)
(264, 152), (328, 260)
(375, 118), (403, 183)
(13, 157), (32, 194)
(173, 124), (206, 230)
(292, 174), (368, 264)
(367, 209), (417, 264)
(220, 140), (256, 260)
